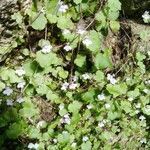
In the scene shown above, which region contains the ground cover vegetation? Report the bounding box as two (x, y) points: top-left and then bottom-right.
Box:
(0, 0), (150, 149)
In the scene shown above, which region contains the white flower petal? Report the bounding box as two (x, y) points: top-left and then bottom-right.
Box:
(128, 97), (134, 101)
(87, 104), (93, 109)
(37, 120), (45, 128)
(60, 114), (71, 125)
(69, 83), (78, 90)
(140, 138), (147, 144)
(83, 38), (92, 47)
(53, 138), (57, 143)
(105, 103), (111, 109)
(142, 11), (150, 23)
(107, 74), (117, 84)
(82, 73), (90, 80)
(41, 45), (52, 54)
(6, 99), (14, 106)
(139, 115), (146, 121)
(17, 81), (26, 89)
(15, 68), (25, 76)
(61, 82), (69, 91)
(64, 45), (72, 51)
(98, 122), (105, 128)
(58, 4), (68, 13)
(3, 87), (13, 96)
(59, 104), (64, 110)
(16, 97), (24, 103)
(28, 143), (39, 149)
(82, 136), (88, 142)
(97, 94), (105, 101)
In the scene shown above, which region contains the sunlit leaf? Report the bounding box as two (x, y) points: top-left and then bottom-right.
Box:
(106, 83), (127, 97)
(31, 13), (47, 30)
(68, 101), (82, 114)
